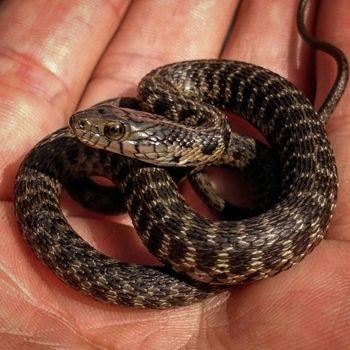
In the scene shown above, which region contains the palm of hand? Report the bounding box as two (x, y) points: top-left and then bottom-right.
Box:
(1, 1), (349, 349)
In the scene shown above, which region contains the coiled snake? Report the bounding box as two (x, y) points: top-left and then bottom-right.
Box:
(14, 0), (348, 308)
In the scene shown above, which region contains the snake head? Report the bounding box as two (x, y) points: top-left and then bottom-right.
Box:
(69, 103), (222, 167)
(69, 103), (176, 164)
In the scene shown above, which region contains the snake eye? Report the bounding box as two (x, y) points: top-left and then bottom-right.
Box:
(104, 121), (126, 140)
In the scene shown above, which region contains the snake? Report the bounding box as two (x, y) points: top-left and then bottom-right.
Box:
(13, 0), (348, 308)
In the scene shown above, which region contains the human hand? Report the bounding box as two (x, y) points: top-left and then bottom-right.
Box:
(1, 0), (349, 349)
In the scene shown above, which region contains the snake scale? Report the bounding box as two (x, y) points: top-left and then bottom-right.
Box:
(13, 0), (348, 308)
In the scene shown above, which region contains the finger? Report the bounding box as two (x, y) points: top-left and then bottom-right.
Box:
(0, 0), (129, 199)
(314, 0), (350, 240)
(80, 0), (239, 106)
(222, 0), (318, 95)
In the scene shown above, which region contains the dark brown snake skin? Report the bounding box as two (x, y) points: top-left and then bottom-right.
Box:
(13, 0), (349, 308)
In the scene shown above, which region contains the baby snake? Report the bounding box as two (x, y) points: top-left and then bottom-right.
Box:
(14, 0), (348, 308)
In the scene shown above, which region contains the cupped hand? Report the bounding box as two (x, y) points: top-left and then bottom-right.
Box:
(1, 1), (350, 349)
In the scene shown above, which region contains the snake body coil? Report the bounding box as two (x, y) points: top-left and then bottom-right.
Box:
(112, 60), (338, 285)
(13, 0), (348, 308)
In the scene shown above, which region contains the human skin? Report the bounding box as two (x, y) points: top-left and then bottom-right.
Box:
(1, 0), (350, 349)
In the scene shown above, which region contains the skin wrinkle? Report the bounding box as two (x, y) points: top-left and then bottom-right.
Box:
(0, 45), (69, 104)
(0, 279), (102, 349)
(194, 297), (232, 350)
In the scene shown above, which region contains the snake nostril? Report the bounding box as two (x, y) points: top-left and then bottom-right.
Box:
(79, 119), (88, 129)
